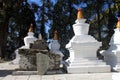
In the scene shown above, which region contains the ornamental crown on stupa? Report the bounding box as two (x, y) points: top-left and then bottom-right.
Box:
(29, 23), (33, 32)
(77, 8), (83, 19)
(116, 18), (120, 29)
(24, 23), (37, 47)
(53, 30), (58, 40)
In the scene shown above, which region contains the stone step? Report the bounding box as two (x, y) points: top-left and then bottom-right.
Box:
(74, 58), (98, 60)
(12, 71), (38, 75)
(72, 59), (104, 63)
(67, 65), (110, 73)
(70, 61), (106, 66)
(73, 58), (102, 63)
(12, 70), (64, 75)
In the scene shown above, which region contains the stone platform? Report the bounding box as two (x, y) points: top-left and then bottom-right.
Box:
(0, 62), (119, 80)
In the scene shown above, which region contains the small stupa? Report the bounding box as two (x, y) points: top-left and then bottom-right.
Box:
(24, 23), (37, 48)
(10, 24), (37, 65)
(100, 18), (120, 71)
(66, 8), (110, 73)
(49, 31), (64, 63)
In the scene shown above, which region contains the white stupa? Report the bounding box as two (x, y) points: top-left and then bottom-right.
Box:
(100, 18), (120, 71)
(10, 24), (37, 65)
(24, 24), (37, 48)
(66, 8), (110, 73)
(49, 31), (64, 63)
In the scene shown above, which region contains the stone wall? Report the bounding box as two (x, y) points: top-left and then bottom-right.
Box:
(19, 49), (61, 71)
(18, 40), (62, 72)
(19, 49), (48, 70)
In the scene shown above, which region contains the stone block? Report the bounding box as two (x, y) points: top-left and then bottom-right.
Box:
(30, 40), (48, 50)
(37, 53), (50, 75)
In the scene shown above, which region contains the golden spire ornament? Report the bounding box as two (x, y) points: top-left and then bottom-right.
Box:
(117, 18), (120, 29)
(29, 23), (33, 32)
(77, 8), (83, 19)
(53, 31), (58, 40)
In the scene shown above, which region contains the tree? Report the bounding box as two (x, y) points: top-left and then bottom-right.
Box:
(0, 0), (36, 59)
(0, 0), (120, 60)
(0, 0), (13, 58)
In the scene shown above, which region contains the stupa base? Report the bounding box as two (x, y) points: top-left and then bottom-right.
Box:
(67, 58), (110, 73)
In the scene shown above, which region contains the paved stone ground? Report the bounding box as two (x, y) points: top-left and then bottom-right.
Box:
(0, 62), (120, 80)
(0, 73), (113, 80)
(0, 61), (19, 79)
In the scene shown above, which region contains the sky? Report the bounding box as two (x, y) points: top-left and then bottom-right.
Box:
(27, 0), (42, 6)
(27, 0), (57, 6)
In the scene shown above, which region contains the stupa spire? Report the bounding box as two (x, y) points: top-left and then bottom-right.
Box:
(77, 8), (83, 19)
(53, 31), (58, 40)
(116, 18), (120, 29)
(29, 23), (33, 32)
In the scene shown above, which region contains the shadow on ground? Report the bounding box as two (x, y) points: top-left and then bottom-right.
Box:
(0, 70), (14, 77)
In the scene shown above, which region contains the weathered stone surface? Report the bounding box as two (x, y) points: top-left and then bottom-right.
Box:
(37, 53), (50, 75)
(18, 40), (63, 72)
(49, 53), (61, 70)
(30, 40), (48, 50)
(19, 49), (48, 55)
(9, 46), (29, 65)
(19, 49), (48, 70)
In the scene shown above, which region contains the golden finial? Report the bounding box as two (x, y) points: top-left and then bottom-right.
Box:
(77, 8), (83, 19)
(117, 18), (120, 29)
(53, 31), (58, 40)
(29, 23), (33, 32)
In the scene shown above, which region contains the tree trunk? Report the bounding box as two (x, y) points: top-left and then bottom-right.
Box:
(0, 7), (10, 58)
(96, 1), (101, 41)
(40, 0), (46, 40)
(0, 22), (9, 58)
